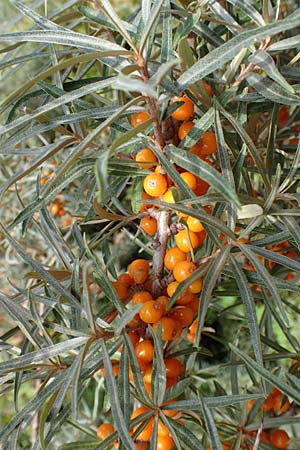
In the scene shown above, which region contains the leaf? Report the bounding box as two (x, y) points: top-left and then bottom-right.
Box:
(269, 34), (300, 51)
(166, 145), (240, 207)
(204, 393), (264, 408)
(139, 0), (166, 54)
(245, 72), (300, 105)
(229, 257), (263, 367)
(100, 340), (136, 450)
(177, 10), (300, 89)
(230, 345), (300, 405)
(149, 325), (166, 405)
(114, 73), (157, 97)
(247, 244), (300, 273)
(249, 50), (295, 93)
(199, 396), (223, 450)
(226, 0), (265, 26)
(237, 204), (263, 220)
(167, 418), (205, 450)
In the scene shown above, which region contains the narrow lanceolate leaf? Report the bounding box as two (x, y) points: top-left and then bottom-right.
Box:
(199, 396), (223, 450)
(0, 337), (88, 373)
(245, 73), (300, 105)
(117, 346), (131, 426)
(0, 78), (114, 137)
(204, 393), (264, 408)
(100, 340), (136, 450)
(0, 30), (126, 52)
(166, 145), (240, 207)
(139, 0), (166, 54)
(269, 34), (300, 51)
(226, 0), (265, 26)
(249, 50), (295, 93)
(229, 257), (263, 367)
(149, 325), (166, 405)
(177, 10), (300, 88)
(168, 418), (205, 450)
(247, 245), (300, 273)
(237, 242), (289, 325)
(230, 345), (300, 405)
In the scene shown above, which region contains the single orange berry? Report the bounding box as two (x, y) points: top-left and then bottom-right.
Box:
(153, 317), (178, 340)
(273, 394), (291, 414)
(128, 259), (150, 284)
(142, 365), (153, 384)
(173, 260), (197, 282)
(128, 331), (140, 347)
(199, 131), (217, 155)
(167, 280), (179, 297)
(157, 419), (170, 438)
(131, 111), (151, 127)
(180, 171), (197, 191)
(139, 300), (164, 323)
(162, 189), (176, 204)
(170, 306), (194, 327)
(40, 177), (47, 186)
(157, 435), (174, 450)
(111, 281), (128, 300)
(164, 246), (187, 271)
(156, 295), (170, 313)
(187, 331), (195, 343)
(189, 143), (206, 158)
(51, 203), (61, 216)
(204, 81), (212, 97)
(186, 216), (204, 232)
(175, 229), (200, 253)
(135, 148), (157, 169)
(278, 106), (289, 127)
(178, 121), (194, 140)
(143, 173), (168, 197)
(139, 192), (153, 212)
(172, 96), (194, 121)
(135, 442), (148, 450)
(197, 229), (207, 246)
(176, 290), (196, 305)
(165, 358), (183, 378)
(97, 423), (115, 440)
(166, 376), (179, 388)
(118, 273), (134, 285)
(270, 429), (289, 449)
(135, 340), (154, 363)
(132, 291), (153, 305)
(188, 278), (203, 294)
(194, 177), (210, 196)
(140, 216), (157, 235)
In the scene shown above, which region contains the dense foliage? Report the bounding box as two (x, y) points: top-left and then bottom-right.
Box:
(0, 0), (300, 449)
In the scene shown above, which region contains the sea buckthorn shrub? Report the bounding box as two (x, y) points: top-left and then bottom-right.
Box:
(0, 1), (300, 449)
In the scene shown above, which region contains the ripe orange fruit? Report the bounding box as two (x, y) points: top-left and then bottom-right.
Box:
(97, 423), (115, 440)
(128, 259), (150, 284)
(170, 306), (194, 327)
(118, 273), (134, 285)
(164, 247), (187, 271)
(132, 291), (153, 305)
(135, 442), (148, 450)
(111, 281), (128, 300)
(139, 192), (153, 212)
(175, 229), (200, 253)
(178, 121), (194, 140)
(143, 173), (168, 197)
(173, 260), (197, 282)
(140, 216), (157, 235)
(171, 96), (194, 121)
(135, 148), (157, 169)
(156, 295), (169, 313)
(153, 317), (179, 340)
(188, 278), (203, 294)
(194, 177), (210, 196)
(199, 130), (217, 155)
(157, 435), (174, 450)
(131, 111), (151, 127)
(180, 171), (197, 190)
(165, 358), (183, 378)
(139, 300), (164, 323)
(135, 340), (154, 363)
(186, 216), (204, 232)
(270, 429), (289, 449)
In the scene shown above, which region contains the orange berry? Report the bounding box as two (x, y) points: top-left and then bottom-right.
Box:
(189, 297), (200, 313)
(166, 376), (179, 388)
(175, 229), (200, 253)
(167, 281), (179, 297)
(131, 407), (153, 441)
(194, 177), (210, 196)
(176, 290), (196, 305)
(111, 281), (128, 300)
(128, 259), (150, 284)
(135, 340), (154, 363)
(97, 423), (115, 440)
(156, 295), (170, 313)
(162, 399), (180, 417)
(51, 203), (61, 216)
(40, 177), (47, 186)
(144, 173), (168, 197)
(171, 96), (194, 121)
(140, 216), (157, 235)
(139, 300), (164, 323)
(165, 358), (183, 378)
(157, 435), (174, 450)
(186, 216), (204, 232)
(157, 419), (170, 437)
(197, 229), (207, 246)
(162, 188), (176, 204)
(189, 143), (206, 158)
(178, 121), (194, 140)
(278, 106), (289, 127)
(198, 131), (217, 155)
(153, 317), (178, 340)
(187, 332), (195, 343)
(135, 148), (157, 169)
(189, 319), (198, 335)
(128, 331), (140, 347)
(180, 171), (197, 190)
(135, 442), (148, 450)
(118, 273), (134, 285)
(188, 278), (203, 294)
(132, 291), (153, 305)
(131, 111), (151, 127)
(173, 260), (197, 282)
(270, 429), (289, 449)
(170, 306), (194, 327)
(204, 81), (212, 97)
(143, 365), (153, 384)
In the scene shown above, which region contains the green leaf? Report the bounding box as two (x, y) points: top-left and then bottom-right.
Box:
(100, 340), (136, 450)
(166, 145), (240, 207)
(245, 72), (300, 105)
(168, 418), (205, 450)
(199, 396), (223, 450)
(149, 325), (166, 405)
(269, 34), (300, 51)
(177, 10), (300, 89)
(230, 345), (300, 405)
(139, 0), (166, 54)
